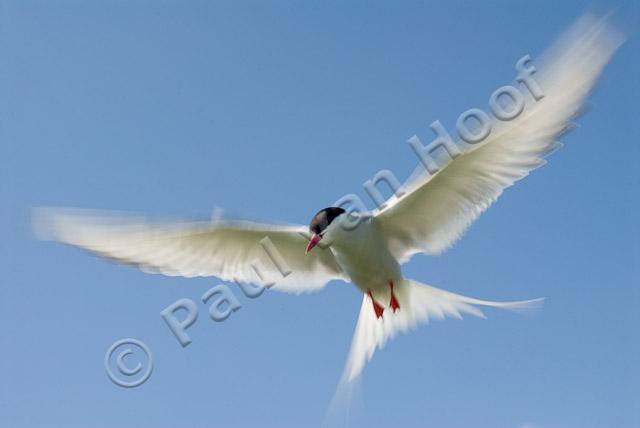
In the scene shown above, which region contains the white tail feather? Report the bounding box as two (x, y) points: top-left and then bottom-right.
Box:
(342, 279), (543, 382)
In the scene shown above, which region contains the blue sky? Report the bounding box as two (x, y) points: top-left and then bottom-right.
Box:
(1, 1), (639, 427)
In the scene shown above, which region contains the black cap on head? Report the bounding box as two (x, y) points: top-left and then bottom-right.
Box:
(309, 207), (345, 235)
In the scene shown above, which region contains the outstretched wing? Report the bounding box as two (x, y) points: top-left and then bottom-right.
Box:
(375, 15), (622, 262)
(34, 208), (346, 293)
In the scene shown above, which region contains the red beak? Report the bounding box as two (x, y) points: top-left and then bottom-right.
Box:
(305, 233), (322, 254)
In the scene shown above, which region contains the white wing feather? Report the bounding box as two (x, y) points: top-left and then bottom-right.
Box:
(34, 208), (346, 293)
(376, 15), (623, 262)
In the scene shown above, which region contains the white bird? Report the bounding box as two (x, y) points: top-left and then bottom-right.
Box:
(34, 14), (622, 382)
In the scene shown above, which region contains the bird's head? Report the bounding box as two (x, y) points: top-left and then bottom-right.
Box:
(305, 207), (345, 254)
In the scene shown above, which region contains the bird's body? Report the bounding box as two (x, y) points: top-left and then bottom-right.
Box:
(326, 216), (401, 301)
(34, 14), (622, 382)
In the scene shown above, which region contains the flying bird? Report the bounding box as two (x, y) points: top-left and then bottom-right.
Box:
(35, 15), (621, 382)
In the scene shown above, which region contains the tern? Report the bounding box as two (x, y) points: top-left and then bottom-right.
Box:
(35, 15), (621, 381)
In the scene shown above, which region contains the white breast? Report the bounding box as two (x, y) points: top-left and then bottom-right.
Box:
(325, 217), (402, 294)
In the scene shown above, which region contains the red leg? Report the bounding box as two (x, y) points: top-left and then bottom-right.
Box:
(368, 290), (384, 319)
(389, 281), (400, 312)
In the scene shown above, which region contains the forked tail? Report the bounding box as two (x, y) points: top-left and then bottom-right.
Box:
(342, 279), (543, 382)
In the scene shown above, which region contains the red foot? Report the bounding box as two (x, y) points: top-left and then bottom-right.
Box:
(389, 281), (400, 312)
(368, 290), (385, 319)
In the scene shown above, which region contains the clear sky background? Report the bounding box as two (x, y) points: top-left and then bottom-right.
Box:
(1, 1), (639, 427)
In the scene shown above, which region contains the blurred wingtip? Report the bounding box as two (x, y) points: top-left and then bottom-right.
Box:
(31, 206), (147, 243)
(31, 206), (82, 242)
